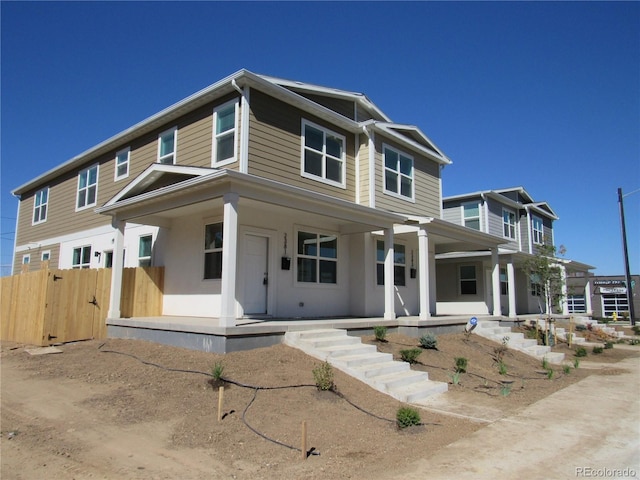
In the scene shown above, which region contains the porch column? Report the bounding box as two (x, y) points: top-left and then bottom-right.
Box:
(507, 261), (517, 318)
(560, 265), (568, 315)
(585, 279), (593, 315)
(491, 248), (502, 316)
(384, 226), (396, 320)
(107, 218), (125, 319)
(220, 193), (239, 326)
(417, 227), (431, 320)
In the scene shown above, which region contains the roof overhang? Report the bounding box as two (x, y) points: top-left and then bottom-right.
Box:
(96, 166), (407, 234)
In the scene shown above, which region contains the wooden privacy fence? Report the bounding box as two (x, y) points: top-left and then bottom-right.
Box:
(1, 267), (164, 346)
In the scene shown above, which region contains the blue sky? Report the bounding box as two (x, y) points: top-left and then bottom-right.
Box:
(1, 1), (638, 276)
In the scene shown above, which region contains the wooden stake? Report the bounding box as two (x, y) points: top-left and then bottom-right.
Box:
(569, 316), (574, 348)
(217, 386), (224, 422)
(301, 421), (307, 460)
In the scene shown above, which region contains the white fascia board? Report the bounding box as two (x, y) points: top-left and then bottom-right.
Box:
(258, 75), (390, 122)
(370, 123), (451, 165)
(12, 69), (250, 196)
(102, 164), (218, 208)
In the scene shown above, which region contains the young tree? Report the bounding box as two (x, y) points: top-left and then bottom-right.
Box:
(523, 242), (566, 317)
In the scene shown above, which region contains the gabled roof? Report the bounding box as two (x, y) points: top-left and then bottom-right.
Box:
(13, 69), (450, 196)
(370, 122), (451, 165)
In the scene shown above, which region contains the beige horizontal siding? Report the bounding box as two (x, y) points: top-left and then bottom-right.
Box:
(248, 90), (356, 202)
(373, 136), (441, 217)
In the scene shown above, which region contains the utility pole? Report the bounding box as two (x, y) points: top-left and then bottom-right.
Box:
(618, 187), (636, 325)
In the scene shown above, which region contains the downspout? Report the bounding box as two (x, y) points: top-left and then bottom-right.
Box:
(524, 205), (532, 253)
(11, 193), (21, 275)
(231, 79), (250, 174)
(480, 193), (488, 233)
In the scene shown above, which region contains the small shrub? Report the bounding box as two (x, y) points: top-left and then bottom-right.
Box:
(450, 372), (461, 385)
(604, 342), (613, 350)
(500, 383), (512, 397)
(454, 357), (468, 373)
(211, 361), (225, 382)
(592, 346), (604, 354)
(573, 358), (580, 369)
(419, 332), (438, 350)
(631, 325), (640, 336)
(574, 346), (587, 357)
(575, 324), (587, 332)
(629, 338), (640, 346)
(497, 360), (507, 376)
(546, 368), (554, 380)
(541, 357), (549, 370)
(400, 348), (422, 364)
(563, 364), (571, 374)
(373, 326), (388, 342)
(396, 406), (421, 429)
(524, 327), (538, 339)
(312, 361), (335, 391)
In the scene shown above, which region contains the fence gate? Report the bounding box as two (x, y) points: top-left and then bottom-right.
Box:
(42, 269), (110, 345)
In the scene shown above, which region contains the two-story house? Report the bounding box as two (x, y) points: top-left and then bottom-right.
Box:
(440, 188), (594, 317)
(12, 70), (514, 329)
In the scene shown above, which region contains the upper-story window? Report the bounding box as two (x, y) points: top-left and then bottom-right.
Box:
(115, 147), (130, 180)
(463, 202), (480, 230)
(383, 144), (414, 201)
(301, 120), (346, 188)
(532, 216), (544, 245)
(33, 187), (49, 224)
(502, 208), (516, 240)
(213, 99), (238, 166)
(158, 127), (177, 164)
(77, 165), (98, 210)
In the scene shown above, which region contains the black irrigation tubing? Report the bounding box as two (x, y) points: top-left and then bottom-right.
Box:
(97, 344), (438, 450)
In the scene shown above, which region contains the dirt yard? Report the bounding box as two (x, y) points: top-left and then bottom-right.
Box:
(2, 328), (638, 480)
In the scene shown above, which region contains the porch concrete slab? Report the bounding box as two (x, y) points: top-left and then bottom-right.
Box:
(383, 356), (640, 480)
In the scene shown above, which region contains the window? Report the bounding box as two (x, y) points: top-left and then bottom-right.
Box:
(502, 209), (516, 239)
(104, 251), (114, 268)
(463, 202), (480, 230)
(567, 295), (586, 313)
(204, 223), (223, 279)
(138, 235), (152, 267)
(383, 145), (414, 200)
(532, 216), (544, 245)
(213, 99), (238, 166)
(158, 127), (177, 164)
(22, 254), (30, 265)
(376, 240), (406, 286)
(301, 120), (345, 187)
(297, 230), (337, 284)
(33, 187), (49, 224)
(530, 281), (542, 297)
(460, 266), (477, 295)
(77, 165), (98, 210)
(500, 267), (508, 295)
(41, 251), (50, 262)
(72, 246), (91, 269)
(115, 148), (130, 180)
(602, 294), (629, 318)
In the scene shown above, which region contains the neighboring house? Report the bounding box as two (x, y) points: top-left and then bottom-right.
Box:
(14, 70), (531, 326)
(567, 273), (639, 320)
(440, 188), (594, 317)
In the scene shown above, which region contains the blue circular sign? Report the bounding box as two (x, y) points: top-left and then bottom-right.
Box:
(470, 317), (478, 326)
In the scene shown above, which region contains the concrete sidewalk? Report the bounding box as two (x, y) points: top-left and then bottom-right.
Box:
(384, 356), (640, 480)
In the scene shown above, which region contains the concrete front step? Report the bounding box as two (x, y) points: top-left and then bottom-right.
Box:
(474, 321), (565, 365)
(283, 328), (448, 404)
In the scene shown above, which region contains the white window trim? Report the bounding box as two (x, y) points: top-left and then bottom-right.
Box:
(375, 239), (407, 287)
(22, 254), (30, 265)
(300, 119), (346, 189)
(212, 98), (239, 167)
(32, 187), (49, 225)
(382, 143), (415, 203)
(138, 234), (153, 267)
(76, 164), (99, 212)
(157, 127), (178, 165)
(294, 226), (339, 287)
(532, 215), (544, 245)
(502, 208), (517, 240)
(462, 201), (481, 231)
(72, 245), (92, 269)
(115, 147), (130, 181)
(41, 250), (51, 262)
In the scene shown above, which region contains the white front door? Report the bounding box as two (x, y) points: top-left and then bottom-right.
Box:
(243, 234), (269, 315)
